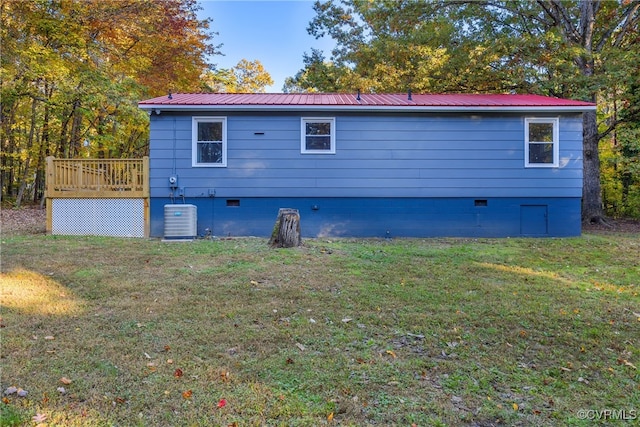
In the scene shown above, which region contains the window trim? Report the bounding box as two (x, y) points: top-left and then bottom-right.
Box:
(192, 116), (227, 167)
(301, 117), (336, 154)
(524, 117), (559, 168)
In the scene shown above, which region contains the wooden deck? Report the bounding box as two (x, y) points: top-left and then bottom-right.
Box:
(45, 157), (149, 198)
(45, 157), (149, 236)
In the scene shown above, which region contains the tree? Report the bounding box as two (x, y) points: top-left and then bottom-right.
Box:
(0, 0), (218, 205)
(300, 0), (640, 222)
(202, 59), (273, 93)
(283, 48), (355, 92)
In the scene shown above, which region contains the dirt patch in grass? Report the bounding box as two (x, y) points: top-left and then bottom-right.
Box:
(582, 217), (640, 234)
(1, 206), (46, 235)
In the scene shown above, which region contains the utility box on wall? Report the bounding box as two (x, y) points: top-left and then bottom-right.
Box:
(163, 204), (197, 239)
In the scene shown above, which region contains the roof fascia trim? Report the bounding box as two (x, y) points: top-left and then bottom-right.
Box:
(138, 104), (596, 113)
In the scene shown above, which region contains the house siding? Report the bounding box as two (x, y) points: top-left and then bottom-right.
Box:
(148, 111), (583, 238)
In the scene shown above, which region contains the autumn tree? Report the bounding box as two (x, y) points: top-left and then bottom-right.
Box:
(202, 59), (274, 93)
(0, 0), (218, 205)
(283, 48), (354, 93)
(297, 0), (640, 222)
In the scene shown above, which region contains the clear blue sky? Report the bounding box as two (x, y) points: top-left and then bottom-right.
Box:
(197, 0), (335, 92)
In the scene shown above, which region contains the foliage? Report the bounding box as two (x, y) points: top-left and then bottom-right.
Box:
(291, 0), (640, 219)
(0, 0), (218, 206)
(601, 123), (640, 217)
(202, 59), (274, 93)
(1, 234), (638, 425)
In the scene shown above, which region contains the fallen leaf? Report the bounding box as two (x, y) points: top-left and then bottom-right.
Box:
(217, 398), (227, 408)
(60, 377), (72, 385)
(250, 280), (258, 285)
(2, 397), (9, 404)
(620, 359), (638, 370)
(115, 397), (126, 404)
(327, 412), (334, 422)
(295, 342), (305, 352)
(44, 336), (55, 340)
(286, 357), (294, 365)
(386, 350), (397, 359)
(182, 390), (192, 399)
(174, 368), (183, 378)
(33, 413), (47, 423)
(513, 403), (519, 411)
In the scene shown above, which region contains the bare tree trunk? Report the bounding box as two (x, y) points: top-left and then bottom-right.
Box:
(15, 97), (38, 207)
(269, 208), (302, 248)
(582, 109), (606, 224)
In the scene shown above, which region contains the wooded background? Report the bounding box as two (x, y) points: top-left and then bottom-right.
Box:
(1, 0), (638, 220)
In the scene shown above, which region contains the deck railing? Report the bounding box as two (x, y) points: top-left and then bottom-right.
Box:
(45, 157), (149, 198)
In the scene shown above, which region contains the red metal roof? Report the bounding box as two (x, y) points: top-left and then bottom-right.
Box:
(139, 93), (595, 110)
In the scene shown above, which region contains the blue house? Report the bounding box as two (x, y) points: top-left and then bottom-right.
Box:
(138, 93), (595, 238)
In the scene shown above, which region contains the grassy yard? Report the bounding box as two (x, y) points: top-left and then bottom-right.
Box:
(1, 233), (638, 426)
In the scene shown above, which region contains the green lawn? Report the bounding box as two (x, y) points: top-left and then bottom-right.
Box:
(1, 233), (638, 426)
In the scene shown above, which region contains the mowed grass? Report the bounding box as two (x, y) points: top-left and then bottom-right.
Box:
(1, 233), (638, 426)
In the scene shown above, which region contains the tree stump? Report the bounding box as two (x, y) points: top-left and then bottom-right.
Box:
(269, 208), (302, 248)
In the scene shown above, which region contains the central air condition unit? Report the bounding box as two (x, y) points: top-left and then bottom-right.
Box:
(164, 204), (197, 239)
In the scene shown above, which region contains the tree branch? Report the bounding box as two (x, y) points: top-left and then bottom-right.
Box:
(614, 2), (640, 47)
(594, 2), (640, 52)
(539, 0), (581, 43)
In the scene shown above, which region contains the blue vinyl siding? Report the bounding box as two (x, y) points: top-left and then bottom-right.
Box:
(148, 111), (584, 237)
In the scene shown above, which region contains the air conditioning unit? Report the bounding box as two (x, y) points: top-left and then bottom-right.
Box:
(164, 204), (197, 239)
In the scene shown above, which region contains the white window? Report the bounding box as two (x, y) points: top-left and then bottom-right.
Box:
(192, 117), (227, 167)
(524, 117), (559, 167)
(301, 118), (335, 154)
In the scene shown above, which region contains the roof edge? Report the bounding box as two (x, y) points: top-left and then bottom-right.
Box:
(138, 103), (596, 113)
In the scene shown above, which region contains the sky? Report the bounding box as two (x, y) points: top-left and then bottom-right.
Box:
(197, 0), (336, 92)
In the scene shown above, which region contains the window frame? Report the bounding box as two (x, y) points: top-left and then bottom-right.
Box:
(192, 116), (227, 167)
(301, 117), (336, 154)
(524, 117), (559, 168)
